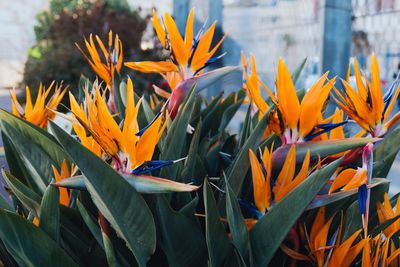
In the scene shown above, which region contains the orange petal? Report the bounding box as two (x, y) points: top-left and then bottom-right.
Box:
(125, 61), (178, 73)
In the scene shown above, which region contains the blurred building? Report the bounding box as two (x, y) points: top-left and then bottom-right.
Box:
(0, 0), (48, 88)
(1, 0), (400, 89)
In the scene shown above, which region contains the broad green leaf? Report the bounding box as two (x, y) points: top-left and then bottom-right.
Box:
(0, 209), (78, 267)
(271, 138), (380, 172)
(0, 109), (71, 167)
(160, 86), (196, 180)
(238, 104), (252, 149)
(0, 194), (11, 211)
(373, 128), (400, 178)
(250, 158), (342, 266)
(181, 120), (202, 183)
(204, 179), (231, 266)
(113, 75), (125, 119)
(101, 228), (120, 267)
(39, 183), (60, 243)
(53, 174), (198, 193)
(1, 121), (55, 192)
(153, 195), (207, 267)
(307, 178), (389, 210)
(2, 170), (41, 216)
(226, 108), (270, 195)
(49, 122), (156, 266)
(77, 201), (131, 267)
(225, 176), (249, 259)
(76, 201), (103, 246)
(2, 131), (26, 185)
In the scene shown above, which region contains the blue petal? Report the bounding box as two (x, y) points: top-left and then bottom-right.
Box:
(238, 199), (264, 220)
(193, 53), (227, 76)
(383, 73), (400, 116)
(303, 120), (348, 141)
(357, 184), (368, 215)
(131, 159), (174, 175)
(136, 110), (162, 137)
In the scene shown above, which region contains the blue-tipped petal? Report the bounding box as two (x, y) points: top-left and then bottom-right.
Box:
(303, 120), (348, 141)
(193, 53), (227, 75)
(383, 72), (400, 116)
(131, 157), (186, 175)
(357, 184), (368, 215)
(238, 199), (264, 220)
(136, 109), (163, 137)
(131, 159), (174, 175)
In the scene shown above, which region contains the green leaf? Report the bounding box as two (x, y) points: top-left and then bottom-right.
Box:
(373, 128), (400, 178)
(291, 58), (307, 85)
(101, 228), (120, 267)
(153, 195), (207, 267)
(225, 176), (249, 259)
(77, 201), (131, 267)
(218, 95), (244, 134)
(53, 174), (199, 193)
(0, 194), (11, 211)
(0, 109), (71, 167)
(1, 121), (55, 192)
(271, 138), (380, 172)
(226, 108), (270, 195)
(78, 75), (91, 102)
(250, 158), (342, 266)
(181, 120), (202, 183)
(2, 170), (41, 216)
(0, 209), (78, 267)
(76, 201), (103, 246)
(39, 183), (60, 243)
(160, 85), (196, 180)
(204, 179), (231, 266)
(306, 178), (389, 210)
(49, 122), (156, 266)
(113, 75), (125, 119)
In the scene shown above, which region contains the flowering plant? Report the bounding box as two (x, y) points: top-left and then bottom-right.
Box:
(1, 9), (400, 267)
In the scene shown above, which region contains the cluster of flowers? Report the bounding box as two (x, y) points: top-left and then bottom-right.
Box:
(10, 9), (400, 266)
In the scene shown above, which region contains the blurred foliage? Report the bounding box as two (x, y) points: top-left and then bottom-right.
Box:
(22, 0), (162, 100)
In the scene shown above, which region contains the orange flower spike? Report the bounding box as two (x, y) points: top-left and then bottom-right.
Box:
(329, 168), (357, 194)
(276, 149), (310, 199)
(242, 53), (270, 114)
(299, 75), (334, 138)
(333, 54), (400, 137)
(77, 31), (123, 86)
(328, 229), (363, 267)
(274, 145), (296, 200)
(184, 8), (194, 51)
(151, 9), (166, 47)
(10, 82), (66, 128)
(249, 149), (270, 213)
(370, 54), (384, 123)
(164, 12), (188, 67)
(52, 160), (76, 206)
(125, 8), (231, 96)
(276, 58), (300, 130)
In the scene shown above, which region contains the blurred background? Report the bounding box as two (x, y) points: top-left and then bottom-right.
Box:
(0, 0), (399, 190)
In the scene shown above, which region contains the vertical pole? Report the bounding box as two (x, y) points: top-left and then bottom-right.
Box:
(322, 0), (352, 80)
(173, 0), (190, 34)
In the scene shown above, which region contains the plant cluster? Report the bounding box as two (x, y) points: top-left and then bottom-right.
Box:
(22, 0), (162, 100)
(1, 8), (400, 267)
